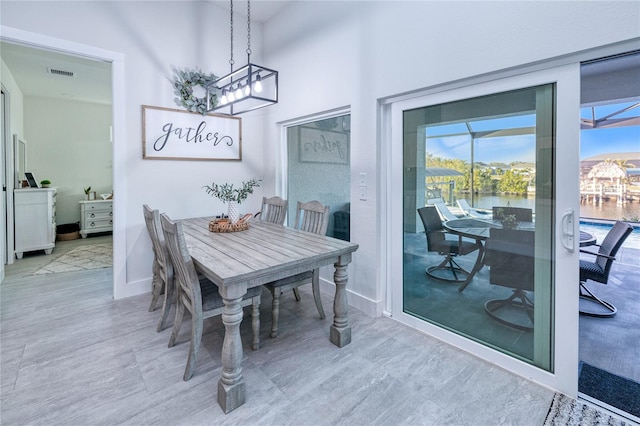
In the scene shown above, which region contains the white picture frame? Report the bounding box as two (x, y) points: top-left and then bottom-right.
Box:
(142, 105), (242, 161)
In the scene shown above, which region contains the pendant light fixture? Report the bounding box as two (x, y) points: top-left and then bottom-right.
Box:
(206, 0), (278, 115)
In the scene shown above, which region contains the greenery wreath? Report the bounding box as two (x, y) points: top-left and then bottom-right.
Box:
(173, 69), (219, 115)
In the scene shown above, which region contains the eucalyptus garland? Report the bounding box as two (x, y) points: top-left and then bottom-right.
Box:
(173, 69), (219, 115)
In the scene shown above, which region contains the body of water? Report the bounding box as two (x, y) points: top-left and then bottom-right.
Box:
(457, 193), (640, 249)
(463, 194), (640, 222)
(580, 220), (640, 249)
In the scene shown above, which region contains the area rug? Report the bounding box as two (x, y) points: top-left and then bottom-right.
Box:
(32, 244), (112, 275)
(579, 361), (640, 419)
(544, 393), (632, 426)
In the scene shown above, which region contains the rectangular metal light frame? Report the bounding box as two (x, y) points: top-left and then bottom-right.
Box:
(206, 63), (278, 116)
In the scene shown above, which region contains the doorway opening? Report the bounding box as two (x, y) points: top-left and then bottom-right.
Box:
(577, 50), (640, 421)
(0, 27), (125, 299)
(1, 41), (113, 279)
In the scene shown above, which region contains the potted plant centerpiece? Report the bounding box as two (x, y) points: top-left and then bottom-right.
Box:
(203, 178), (260, 224)
(40, 179), (51, 188)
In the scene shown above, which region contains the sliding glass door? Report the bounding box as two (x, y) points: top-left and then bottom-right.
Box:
(388, 64), (581, 394)
(404, 84), (554, 368)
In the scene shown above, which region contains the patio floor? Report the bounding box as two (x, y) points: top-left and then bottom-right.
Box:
(403, 230), (640, 384)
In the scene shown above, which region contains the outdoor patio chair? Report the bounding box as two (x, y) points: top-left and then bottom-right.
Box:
(264, 200), (330, 337)
(457, 199), (493, 219)
(142, 205), (175, 332)
(579, 221), (633, 317)
(492, 206), (533, 222)
(417, 206), (481, 284)
(160, 213), (262, 381)
(256, 196), (288, 225)
(427, 199), (460, 221)
(484, 228), (535, 331)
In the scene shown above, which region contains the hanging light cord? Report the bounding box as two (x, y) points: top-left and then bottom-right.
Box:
(229, 0), (235, 73)
(246, 0), (252, 62)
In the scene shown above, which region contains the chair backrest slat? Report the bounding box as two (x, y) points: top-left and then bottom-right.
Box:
(293, 200), (330, 235)
(260, 196), (288, 225)
(160, 214), (201, 315)
(143, 205), (172, 275)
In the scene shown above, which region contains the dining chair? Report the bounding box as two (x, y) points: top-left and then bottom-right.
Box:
(484, 228), (535, 331)
(257, 196), (288, 225)
(579, 221), (633, 317)
(264, 200), (330, 338)
(160, 213), (262, 381)
(142, 205), (175, 332)
(417, 206), (481, 284)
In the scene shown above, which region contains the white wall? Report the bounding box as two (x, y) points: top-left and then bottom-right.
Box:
(262, 1), (640, 315)
(1, 1), (267, 296)
(0, 58), (24, 140)
(24, 97), (112, 225)
(1, 1), (639, 307)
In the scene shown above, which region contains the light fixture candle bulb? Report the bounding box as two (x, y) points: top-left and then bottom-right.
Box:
(244, 82), (251, 96)
(220, 90), (228, 105)
(253, 74), (263, 93)
(227, 89), (235, 102)
(235, 85), (243, 100)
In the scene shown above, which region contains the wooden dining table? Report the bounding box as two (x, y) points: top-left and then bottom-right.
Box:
(180, 217), (359, 413)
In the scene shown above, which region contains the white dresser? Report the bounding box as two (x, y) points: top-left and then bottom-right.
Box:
(14, 188), (57, 259)
(79, 199), (113, 238)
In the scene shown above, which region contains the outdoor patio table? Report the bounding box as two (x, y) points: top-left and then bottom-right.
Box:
(180, 217), (359, 413)
(579, 231), (596, 247)
(443, 218), (534, 291)
(444, 219), (596, 291)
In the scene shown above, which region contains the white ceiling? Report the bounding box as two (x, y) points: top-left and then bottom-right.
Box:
(1, 9), (638, 108)
(1, 41), (113, 104)
(0, 1), (293, 105)
(210, 0), (291, 22)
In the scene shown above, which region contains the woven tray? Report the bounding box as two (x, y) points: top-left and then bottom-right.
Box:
(208, 214), (252, 233)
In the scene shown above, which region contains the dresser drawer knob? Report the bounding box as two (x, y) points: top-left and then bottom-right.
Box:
(90, 213), (95, 218)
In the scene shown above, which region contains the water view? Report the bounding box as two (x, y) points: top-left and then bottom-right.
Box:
(465, 193), (640, 223)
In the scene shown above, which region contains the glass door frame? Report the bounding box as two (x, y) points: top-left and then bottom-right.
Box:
(384, 64), (581, 396)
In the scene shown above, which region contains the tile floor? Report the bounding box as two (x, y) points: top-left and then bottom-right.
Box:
(1, 237), (558, 425)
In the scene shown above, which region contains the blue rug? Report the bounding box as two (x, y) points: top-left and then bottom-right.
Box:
(579, 362), (640, 418)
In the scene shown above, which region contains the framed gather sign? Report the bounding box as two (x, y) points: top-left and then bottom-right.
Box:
(142, 105), (242, 161)
(298, 126), (349, 165)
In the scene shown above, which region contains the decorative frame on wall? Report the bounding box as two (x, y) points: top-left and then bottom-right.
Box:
(298, 126), (349, 164)
(142, 105), (242, 160)
(14, 134), (27, 188)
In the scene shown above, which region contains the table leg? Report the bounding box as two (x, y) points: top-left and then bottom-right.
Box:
(330, 255), (351, 347)
(217, 294), (246, 413)
(458, 240), (485, 292)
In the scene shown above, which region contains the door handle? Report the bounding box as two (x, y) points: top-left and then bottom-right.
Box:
(561, 209), (575, 253)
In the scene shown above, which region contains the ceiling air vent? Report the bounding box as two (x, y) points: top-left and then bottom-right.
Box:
(47, 68), (75, 77)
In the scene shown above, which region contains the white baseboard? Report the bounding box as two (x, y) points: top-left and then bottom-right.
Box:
(116, 277), (151, 299)
(319, 278), (383, 318)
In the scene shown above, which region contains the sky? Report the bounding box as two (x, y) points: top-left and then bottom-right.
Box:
(425, 103), (639, 164)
